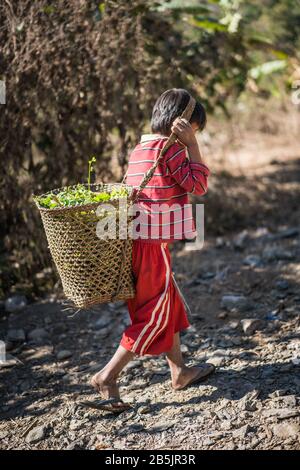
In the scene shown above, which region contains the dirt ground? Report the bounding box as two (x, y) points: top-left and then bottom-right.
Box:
(1, 117), (300, 450)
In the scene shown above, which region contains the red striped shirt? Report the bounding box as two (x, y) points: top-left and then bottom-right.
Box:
(125, 134), (210, 243)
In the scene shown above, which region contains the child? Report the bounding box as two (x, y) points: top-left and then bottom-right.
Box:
(90, 88), (215, 411)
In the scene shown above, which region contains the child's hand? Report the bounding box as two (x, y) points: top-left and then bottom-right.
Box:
(171, 117), (197, 147)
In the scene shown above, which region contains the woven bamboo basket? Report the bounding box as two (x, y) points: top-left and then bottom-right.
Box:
(34, 96), (196, 310)
(34, 182), (136, 309)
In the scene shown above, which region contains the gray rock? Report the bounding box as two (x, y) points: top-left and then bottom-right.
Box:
(124, 378), (148, 390)
(233, 230), (249, 249)
(185, 278), (201, 287)
(119, 424), (144, 436)
(207, 350), (228, 367)
(150, 421), (176, 433)
(69, 419), (84, 431)
(215, 267), (230, 282)
(287, 340), (300, 351)
(232, 424), (251, 439)
(202, 438), (214, 446)
(220, 420), (233, 431)
(28, 328), (49, 341)
(275, 279), (289, 290)
(253, 227), (269, 239)
(19, 380), (31, 392)
(265, 310), (280, 321)
(239, 390), (260, 411)
(108, 301), (125, 310)
(265, 320), (281, 332)
(291, 356), (300, 366)
(262, 246), (294, 262)
(5, 295), (27, 313)
(207, 356), (225, 367)
(243, 255), (263, 267)
(124, 360), (142, 371)
(94, 327), (109, 337)
(272, 422), (300, 439)
(271, 288), (288, 300)
(151, 368), (169, 376)
(62, 374), (73, 382)
(275, 395), (297, 408)
(25, 425), (47, 444)
(7, 328), (25, 342)
(268, 227), (299, 240)
(280, 363), (293, 372)
(262, 408), (300, 420)
(241, 318), (262, 335)
(216, 237), (225, 248)
(201, 272), (215, 280)
(269, 389), (290, 398)
(138, 405), (151, 414)
(56, 350), (72, 360)
(54, 368), (67, 377)
(225, 442), (237, 450)
(230, 337), (243, 346)
(94, 316), (110, 329)
(240, 399), (258, 412)
(217, 312), (228, 320)
(221, 295), (252, 312)
(66, 441), (84, 450)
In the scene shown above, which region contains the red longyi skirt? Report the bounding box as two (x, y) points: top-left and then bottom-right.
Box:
(120, 240), (190, 356)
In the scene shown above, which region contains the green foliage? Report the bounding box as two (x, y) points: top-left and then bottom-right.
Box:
(34, 185), (129, 210)
(34, 154), (129, 209)
(249, 60), (287, 80)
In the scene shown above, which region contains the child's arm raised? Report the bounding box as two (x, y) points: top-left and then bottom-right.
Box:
(165, 118), (210, 196)
(171, 117), (207, 166)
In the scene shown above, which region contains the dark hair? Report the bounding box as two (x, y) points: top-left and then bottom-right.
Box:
(151, 88), (206, 136)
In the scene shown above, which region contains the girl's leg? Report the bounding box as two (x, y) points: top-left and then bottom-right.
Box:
(166, 332), (214, 390)
(90, 345), (135, 400)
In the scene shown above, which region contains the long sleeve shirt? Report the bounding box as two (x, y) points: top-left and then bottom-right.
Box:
(125, 133), (210, 243)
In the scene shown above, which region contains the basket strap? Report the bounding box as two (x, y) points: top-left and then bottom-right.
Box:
(121, 169), (128, 184)
(132, 95), (196, 202)
(172, 271), (192, 317)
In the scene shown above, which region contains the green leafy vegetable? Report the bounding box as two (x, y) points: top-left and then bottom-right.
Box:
(34, 155), (129, 209)
(34, 184), (129, 209)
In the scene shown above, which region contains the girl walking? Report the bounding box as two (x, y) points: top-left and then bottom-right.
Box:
(90, 88), (215, 411)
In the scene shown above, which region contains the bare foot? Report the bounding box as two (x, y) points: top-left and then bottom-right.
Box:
(90, 372), (120, 399)
(90, 372), (130, 410)
(171, 363), (215, 391)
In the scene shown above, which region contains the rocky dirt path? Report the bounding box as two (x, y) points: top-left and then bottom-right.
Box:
(1, 153), (300, 450)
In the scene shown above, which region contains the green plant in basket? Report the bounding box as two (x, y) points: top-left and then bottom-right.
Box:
(34, 156), (129, 209)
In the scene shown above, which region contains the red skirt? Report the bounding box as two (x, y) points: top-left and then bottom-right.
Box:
(120, 240), (190, 356)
